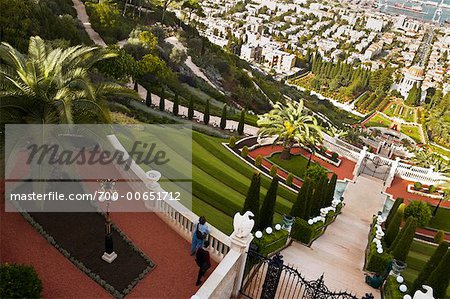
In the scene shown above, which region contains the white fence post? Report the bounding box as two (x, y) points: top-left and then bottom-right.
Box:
(385, 157), (400, 187)
(353, 146), (368, 178)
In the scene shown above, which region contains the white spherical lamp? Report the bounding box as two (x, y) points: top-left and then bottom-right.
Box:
(275, 224), (281, 231)
(377, 248), (383, 254)
(308, 219), (314, 225)
(265, 227), (273, 234)
(399, 284), (407, 293)
(403, 295), (412, 299)
(255, 231), (263, 239)
(396, 276), (404, 283)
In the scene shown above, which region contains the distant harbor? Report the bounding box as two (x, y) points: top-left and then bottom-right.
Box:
(378, 0), (450, 24)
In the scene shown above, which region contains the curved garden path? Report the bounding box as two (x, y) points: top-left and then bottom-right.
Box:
(281, 175), (386, 298)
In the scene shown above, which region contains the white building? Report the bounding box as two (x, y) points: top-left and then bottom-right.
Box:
(398, 65), (424, 98)
(365, 17), (384, 32)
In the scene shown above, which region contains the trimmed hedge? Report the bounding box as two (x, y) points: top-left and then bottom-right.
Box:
(365, 242), (393, 273)
(0, 263), (42, 299)
(252, 229), (289, 257)
(291, 218), (323, 244)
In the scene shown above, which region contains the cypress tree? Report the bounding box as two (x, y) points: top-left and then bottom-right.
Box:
(291, 178), (312, 219)
(159, 87), (165, 112)
(243, 172), (261, 228)
(203, 100), (210, 125)
(390, 216), (417, 262)
(304, 180), (315, 220)
(412, 241), (448, 293)
(188, 96), (194, 120)
(173, 93), (179, 116)
(385, 203), (405, 248)
(385, 198), (404, 229)
(311, 176), (328, 216)
(238, 109), (245, 135)
(259, 176), (279, 230)
(425, 250), (450, 298)
(220, 104), (227, 130)
(145, 91), (152, 107)
(134, 81), (139, 92)
(323, 173), (337, 207)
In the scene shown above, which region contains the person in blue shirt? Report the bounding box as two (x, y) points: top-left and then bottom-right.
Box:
(191, 216), (210, 255)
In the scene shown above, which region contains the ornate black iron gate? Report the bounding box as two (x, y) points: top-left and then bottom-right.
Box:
(240, 250), (373, 299)
(358, 155), (391, 181)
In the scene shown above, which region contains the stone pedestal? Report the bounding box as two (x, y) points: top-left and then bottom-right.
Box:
(230, 232), (254, 297)
(102, 251), (117, 263)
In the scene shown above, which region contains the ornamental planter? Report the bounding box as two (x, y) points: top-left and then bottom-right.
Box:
(406, 184), (445, 199)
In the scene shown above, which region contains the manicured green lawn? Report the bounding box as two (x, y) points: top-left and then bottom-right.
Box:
(400, 124), (423, 144)
(428, 206), (450, 232)
(268, 153), (324, 179)
(116, 129), (297, 234)
(364, 113), (391, 128)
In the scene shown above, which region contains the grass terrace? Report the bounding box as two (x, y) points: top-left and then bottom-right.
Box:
(400, 124), (423, 144)
(428, 206), (450, 232)
(384, 102), (416, 123)
(117, 129), (298, 234)
(363, 113), (391, 128)
(268, 153), (325, 179)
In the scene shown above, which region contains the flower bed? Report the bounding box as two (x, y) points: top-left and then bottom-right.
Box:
(407, 184), (445, 200)
(314, 148), (342, 167)
(290, 202), (344, 246)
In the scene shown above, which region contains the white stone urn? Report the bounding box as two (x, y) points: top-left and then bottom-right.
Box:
(146, 170), (161, 190)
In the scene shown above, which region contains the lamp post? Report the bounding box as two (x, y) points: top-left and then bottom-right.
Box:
(99, 179), (118, 263)
(432, 192), (448, 217)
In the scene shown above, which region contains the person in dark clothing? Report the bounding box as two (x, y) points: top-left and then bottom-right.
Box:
(195, 240), (211, 286)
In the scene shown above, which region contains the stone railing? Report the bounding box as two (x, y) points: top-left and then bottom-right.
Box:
(107, 135), (230, 261)
(323, 139), (360, 162)
(395, 163), (444, 185)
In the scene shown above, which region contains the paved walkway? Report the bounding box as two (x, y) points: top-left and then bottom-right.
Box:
(72, 0), (107, 47)
(281, 175), (386, 298)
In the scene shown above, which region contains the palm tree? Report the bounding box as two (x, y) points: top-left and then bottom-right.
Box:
(0, 36), (136, 124)
(257, 100), (323, 160)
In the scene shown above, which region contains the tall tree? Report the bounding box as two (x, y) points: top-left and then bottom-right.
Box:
(0, 36), (135, 124)
(311, 175), (328, 216)
(173, 93), (179, 116)
(390, 216), (417, 262)
(243, 173), (261, 228)
(385, 198), (404, 229)
(425, 250), (450, 298)
(188, 96), (194, 120)
(323, 173), (337, 208)
(291, 178), (312, 219)
(203, 100), (210, 125)
(406, 83), (421, 106)
(385, 204), (405, 248)
(220, 104), (227, 130)
(145, 91), (152, 107)
(159, 88), (165, 112)
(257, 100), (323, 160)
(259, 176), (279, 230)
(238, 109), (245, 135)
(412, 241), (448, 292)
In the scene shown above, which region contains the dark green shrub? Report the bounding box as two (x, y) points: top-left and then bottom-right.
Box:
(255, 155), (263, 167)
(385, 198), (404, 229)
(241, 146), (249, 158)
(404, 200), (431, 227)
(145, 91), (152, 107)
(414, 182), (423, 190)
(269, 165), (278, 177)
(425, 250), (450, 298)
(385, 204), (405, 247)
(220, 104), (227, 130)
(252, 229), (289, 256)
(331, 152), (339, 161)
(323, 173), (337, 208)
(229, 136), (236, 148)
(159, 88), (165, 112)
(0, 263), (42, 299)
(390, 217), (417, 262)
(434, 230), (445, 244)
(188, 96), (194, 120)
(412, 241), (448, 292)
(172, 93), (179, 116)
(305, 164), (327, 182)
(243, 172), (261, 228)
(285, 173), (294, 186)
(290, 178), (313, 219)
(259, 177), (279, 230)
(203, 100), (210, 125)
(291, 218), (322, 244)
(238, 109), (245, 135)
(428, 185), (436, 193)
(365, 242), (393, 273)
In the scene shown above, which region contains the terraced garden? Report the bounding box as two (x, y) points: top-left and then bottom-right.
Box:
(363, 113), (392, 128)
(268, 153), (325, 179)
(384, 102), (416, 123)
(403, 240), (450, 298)
(116, 129), (297, 234)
